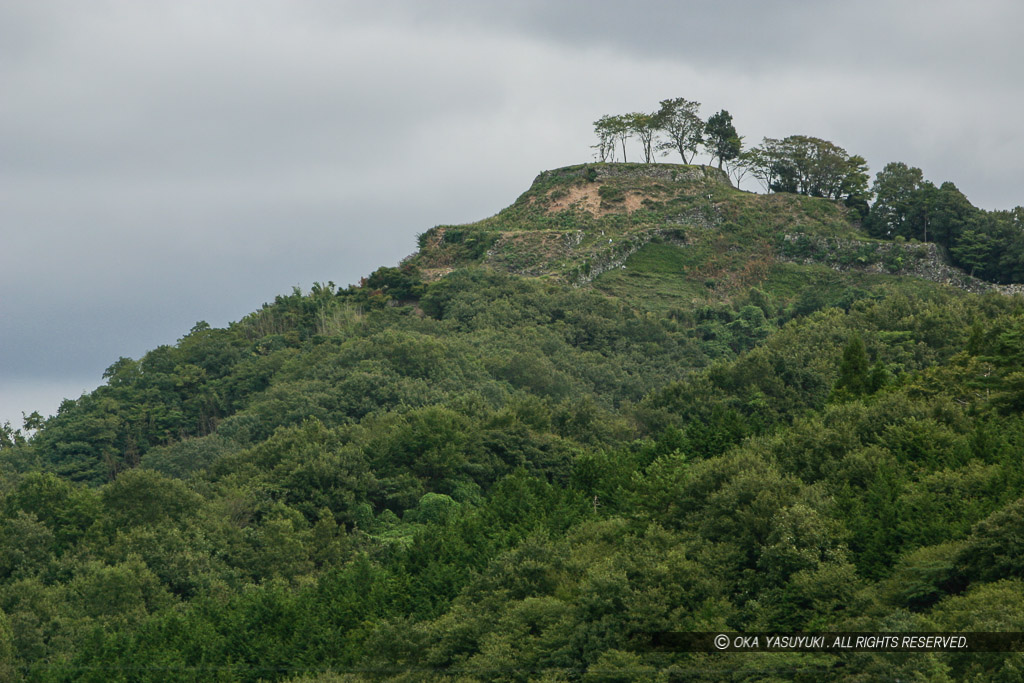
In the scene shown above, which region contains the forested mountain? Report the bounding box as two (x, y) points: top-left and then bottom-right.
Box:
(2, 163), (1024, 681)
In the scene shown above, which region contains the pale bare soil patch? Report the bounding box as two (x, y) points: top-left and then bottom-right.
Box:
(420, 267), (454, 281)
(546, 186), (645, 216)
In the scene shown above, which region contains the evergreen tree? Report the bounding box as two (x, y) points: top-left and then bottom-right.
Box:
(705, 109), (742, 169)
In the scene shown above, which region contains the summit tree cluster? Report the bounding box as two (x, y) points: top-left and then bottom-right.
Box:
(593, 98), (739, 169)
(593, 99), (870, 212)
(593, 100), (1024, 282)
(867, 162), (1024, 283)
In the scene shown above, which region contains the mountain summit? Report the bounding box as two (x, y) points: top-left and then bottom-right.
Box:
(411, 162), (1006, 303)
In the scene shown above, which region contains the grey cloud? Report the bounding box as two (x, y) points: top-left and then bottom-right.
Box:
(348, 0), (1022, 80)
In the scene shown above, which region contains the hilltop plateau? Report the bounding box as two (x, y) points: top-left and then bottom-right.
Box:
(413, 162), (1018, 310)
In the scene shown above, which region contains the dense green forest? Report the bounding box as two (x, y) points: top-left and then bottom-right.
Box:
(2, 161), (1024, 681)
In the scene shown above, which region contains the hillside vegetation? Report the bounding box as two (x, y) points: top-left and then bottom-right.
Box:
(2, 163), (1024, 681)
(414, 163), (861, 286)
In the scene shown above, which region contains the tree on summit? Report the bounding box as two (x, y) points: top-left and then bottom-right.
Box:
(592, 114), (632, 162)
(704, 110), (742, 170)
(592, 115), (620, 162)
(864, 161), (924, 238)
(656, 97), (704, 163)
(744, 135), (871, 211)
(626, 112), (660, 163)
(594, 99), (703, 164)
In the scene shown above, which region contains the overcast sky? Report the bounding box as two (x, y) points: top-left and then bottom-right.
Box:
(3, 0), (1023, 427)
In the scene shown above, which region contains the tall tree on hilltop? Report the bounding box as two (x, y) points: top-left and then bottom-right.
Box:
(743, 136), (870, 214)
(705, 110), (742, 170)
(626, 112), (660, 163)
(611, 114), (631, 162)
(656, 97), (704, 163)
(865, 162), (925, 238)
(744, 138), (788, 193)
(776, 136), (868, 200)
(592, 115), (618, 162)
(840, 154), (872, 218)
(592, 114), (632, 162)
(911, 181), (977, 249)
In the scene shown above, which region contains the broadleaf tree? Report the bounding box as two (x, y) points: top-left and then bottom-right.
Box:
(592, 115), (619, 162)
(655, 97), (704, 163)
(626, 112), (660, 163)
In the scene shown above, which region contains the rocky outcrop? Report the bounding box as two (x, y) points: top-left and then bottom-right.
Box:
(567, 228), (689, 286)
(531, 162), (732, 188)
(483, 227), (688, 284)
(778, 234), (1024, 296)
